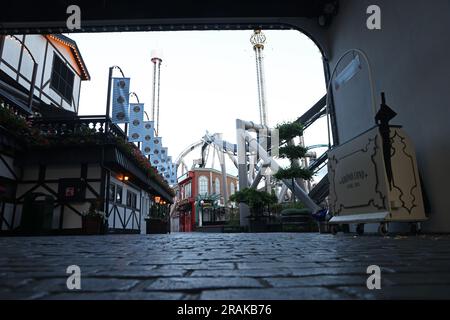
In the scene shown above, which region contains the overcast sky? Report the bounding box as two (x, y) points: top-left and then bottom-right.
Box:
(69, 30), (327, 177)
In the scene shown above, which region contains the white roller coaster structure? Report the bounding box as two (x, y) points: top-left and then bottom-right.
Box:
(174, 124), (324, 227)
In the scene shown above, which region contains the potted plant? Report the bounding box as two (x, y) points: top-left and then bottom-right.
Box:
(146, 201), (169, 234)
(229, 188), (278, 232)
(81, 200), (107, 235)
(280, 202), (317, 232)
(272, 121), (319, 229)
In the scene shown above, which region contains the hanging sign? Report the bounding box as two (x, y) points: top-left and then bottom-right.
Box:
(128, 103), (145, 142)
(111, 78), (130, 123)
(141, 121), (155, 155)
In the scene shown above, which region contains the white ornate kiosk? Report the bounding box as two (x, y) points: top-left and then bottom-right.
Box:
(327, 94), (427, 235)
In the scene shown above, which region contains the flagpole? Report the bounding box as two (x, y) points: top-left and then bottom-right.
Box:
(105, 66), (113, 134)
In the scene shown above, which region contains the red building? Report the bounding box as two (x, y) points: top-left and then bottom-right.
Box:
(171, 168), (238, 232)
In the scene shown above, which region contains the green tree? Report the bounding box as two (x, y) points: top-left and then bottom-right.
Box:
(273, 121), (313, 184)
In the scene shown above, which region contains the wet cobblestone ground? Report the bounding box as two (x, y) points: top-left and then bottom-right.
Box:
(1, 233), (450, 300)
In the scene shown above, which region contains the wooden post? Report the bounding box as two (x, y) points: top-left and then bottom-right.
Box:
(28, 62), (38, 111)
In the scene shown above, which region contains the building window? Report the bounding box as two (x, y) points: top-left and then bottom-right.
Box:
(115, 185), (123, 204)
(126, 190), (138, 209)
(198, 176), (208, 196)
(110, 183), (123, 204)
(230, 182), (235, 195)
(50, 55), (74, 103)
(109, 183), (115, 202)
(184, 182), (192, 199)
(215, 177), (221, 195)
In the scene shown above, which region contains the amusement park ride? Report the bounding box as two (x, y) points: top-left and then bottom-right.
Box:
(173, 30), (330, 228)
(109, 28), (426, 235)
(174, 30), (427, 235)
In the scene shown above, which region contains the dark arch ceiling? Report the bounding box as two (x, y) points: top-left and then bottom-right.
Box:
(0, 0), (339, 34)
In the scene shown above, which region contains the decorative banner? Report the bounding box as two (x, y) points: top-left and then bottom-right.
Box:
(160, 147), (168, 164)
(158, 161), (174, 184)
(169, 162), (177, 185)
(128, 103), (144, 142)
(141, 121), (155, 155)
(148, 136), (166, 178)
(150, 151), (161, 168)
(151, 136), (163, 156)
(112, 78), (130, 123)
(163, 168), (171, 181)
(164, 156), (173, 182)
(158, 163), (168, 175)
(171, 163), (177, 177)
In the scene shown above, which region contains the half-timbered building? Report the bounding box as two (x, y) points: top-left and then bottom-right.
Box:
(0, 34), (174, 235)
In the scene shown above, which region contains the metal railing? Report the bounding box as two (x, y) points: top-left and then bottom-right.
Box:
(30, 115), (127, 140)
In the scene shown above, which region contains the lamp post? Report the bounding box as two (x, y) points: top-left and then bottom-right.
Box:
(6, 35), (38, 111)
(199, 200), (205, 227)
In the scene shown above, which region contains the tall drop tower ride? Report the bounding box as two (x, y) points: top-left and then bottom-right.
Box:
(250, 29), (268, 126)
(151, 50), (163, 135)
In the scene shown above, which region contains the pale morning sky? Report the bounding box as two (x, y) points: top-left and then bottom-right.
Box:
(68, 30), (328, 178)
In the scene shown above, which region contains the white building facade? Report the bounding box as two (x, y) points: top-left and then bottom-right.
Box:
(0, 34), (89, 113)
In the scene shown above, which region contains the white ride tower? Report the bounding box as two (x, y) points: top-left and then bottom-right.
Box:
(151, 49), (163, 136)
(251, 29), (268, 127)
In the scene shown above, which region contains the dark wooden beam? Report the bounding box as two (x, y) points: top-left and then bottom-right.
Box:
(0, 0), (339, 34)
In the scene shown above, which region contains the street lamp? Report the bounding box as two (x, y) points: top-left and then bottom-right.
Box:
(199, 200), (205, 227)
(5, 35), (38, 111)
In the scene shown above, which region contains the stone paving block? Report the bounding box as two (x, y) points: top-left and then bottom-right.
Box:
(1, 233), (450, 299)
(145, 277), (263, 291)
(41, 291), (185, 300)
(156, 263), (236, 271)
(94, 268), (188, 278)
(190, 269), (295, 278)
(200, 287), (351, 300)
(23, 277), (140, 293)
(0, 289), (47, 300)
(264, 275), (369, 288)
(382, 273), (450, 285)
(237, 262), (323, 269)
(289, 267), (368, 277)
(0, 277), (34, 289)
(1, 271), (76, 279)
(337, 285), (450, 300)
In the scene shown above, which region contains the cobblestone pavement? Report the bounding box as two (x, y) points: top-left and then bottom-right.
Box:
(1, 233), (450, 300)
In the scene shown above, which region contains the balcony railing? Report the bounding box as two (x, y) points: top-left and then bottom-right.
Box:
(30, 115), (127, 141)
